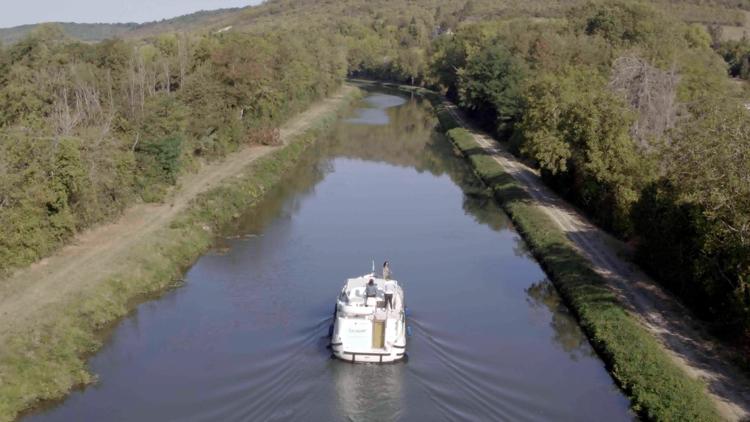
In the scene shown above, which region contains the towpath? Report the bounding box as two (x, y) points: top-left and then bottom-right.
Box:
(0, 85), (355, 350)
(445, 102), (750, 421)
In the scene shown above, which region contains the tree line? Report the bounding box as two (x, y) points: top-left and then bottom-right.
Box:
(379, 1), (748, 346)
(275, 0), (749, 348)
(0, 24), (346, 274)
(1, 0), (748, 350)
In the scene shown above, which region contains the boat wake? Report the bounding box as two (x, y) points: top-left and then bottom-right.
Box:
(408, 317), (557, 421)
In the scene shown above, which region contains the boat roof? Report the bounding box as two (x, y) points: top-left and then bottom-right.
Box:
(345, 273), (398, 289)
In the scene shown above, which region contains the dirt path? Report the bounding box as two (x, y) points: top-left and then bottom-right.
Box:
(445, 104), (750, 421)
(0, 85), (355, 348)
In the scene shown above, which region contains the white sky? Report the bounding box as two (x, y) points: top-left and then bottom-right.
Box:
(1, 0), (263, 28)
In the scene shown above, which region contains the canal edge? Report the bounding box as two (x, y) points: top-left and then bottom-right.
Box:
(0, 85), (362, 422)
(352, 79), (724, 421)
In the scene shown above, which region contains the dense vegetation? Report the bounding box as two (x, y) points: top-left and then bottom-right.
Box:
(339, 0), (749, 350)
(0, 24), (346, 274)
(716, 36), (750, 79)
(220, 0), (749, 356)
(0, 105), (354, 421)
(1, 0), (749, 405)
(446, 124), (720, 421)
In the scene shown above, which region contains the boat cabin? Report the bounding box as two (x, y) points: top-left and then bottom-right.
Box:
(331, 274), (406, 363)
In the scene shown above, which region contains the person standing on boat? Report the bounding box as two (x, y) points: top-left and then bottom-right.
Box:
(384, 278), (397, 310)
(383, 261), (391, 280)
(365, 279), (378, 307)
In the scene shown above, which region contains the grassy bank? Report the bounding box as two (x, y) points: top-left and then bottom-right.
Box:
(350, 78), (721, 419)
(445, 126), (720, 421)
(0, 87), (359, 422)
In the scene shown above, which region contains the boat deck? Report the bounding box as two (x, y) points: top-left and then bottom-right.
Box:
(338, 274), (404, 318)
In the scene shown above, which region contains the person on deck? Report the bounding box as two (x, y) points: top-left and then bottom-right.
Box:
(365, 279), (378, 307)
(384, 278), (397, 310)
(383, 261), (391, 280)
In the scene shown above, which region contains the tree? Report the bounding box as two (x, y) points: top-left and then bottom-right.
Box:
(609, 55), (678, 148)
(398, 47), (425, 85)
(665, 99), (750, 280)
(634, 98), (750, 332)
(457, 43), (526, 134)
(517, 66), (643, 234)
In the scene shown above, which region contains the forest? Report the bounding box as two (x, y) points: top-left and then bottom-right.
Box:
(0, 24), (346, 274)
(1, 0), (748, 355)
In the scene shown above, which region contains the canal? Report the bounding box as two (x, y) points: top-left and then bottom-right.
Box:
(27, 89), (633, 421)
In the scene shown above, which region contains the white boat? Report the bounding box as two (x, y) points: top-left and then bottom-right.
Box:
(331, 271), (407, 363)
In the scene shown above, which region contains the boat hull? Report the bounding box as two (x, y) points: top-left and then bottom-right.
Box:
(330, 316), (407, 363)
(331, 347), (406, 363)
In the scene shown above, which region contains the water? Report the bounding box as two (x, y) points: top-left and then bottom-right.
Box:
(26, 89), (633, 421)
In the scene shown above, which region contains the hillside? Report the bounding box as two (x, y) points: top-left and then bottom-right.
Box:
(1, 0), (750, 420)
(2, 0), (748, 45)
(0, 22), (137, 44)
(0, 8), (243, 44)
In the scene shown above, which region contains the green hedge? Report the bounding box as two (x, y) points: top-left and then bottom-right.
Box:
(446, 127), (720, 422)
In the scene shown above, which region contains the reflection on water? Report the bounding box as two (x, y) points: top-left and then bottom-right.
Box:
(345, 93), (406, 125)
(27, 91), (633, 422)
(526, 280), (595, 361)
(332, 361), (404, 420)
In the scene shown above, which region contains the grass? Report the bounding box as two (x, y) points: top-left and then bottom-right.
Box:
(347, 77), (722, 419)
(446, 127), (721, 421)
(0, 88), (359, 422)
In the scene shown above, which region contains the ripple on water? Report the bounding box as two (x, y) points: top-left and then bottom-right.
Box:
(24, 92), (633, 422)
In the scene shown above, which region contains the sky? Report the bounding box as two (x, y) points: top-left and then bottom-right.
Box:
(0, 0), (263, 28)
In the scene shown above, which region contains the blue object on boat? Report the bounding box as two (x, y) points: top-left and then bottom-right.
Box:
(407, 325), (413, 337)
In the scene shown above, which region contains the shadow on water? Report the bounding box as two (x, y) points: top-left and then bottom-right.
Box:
(221, 92), (511, 243)
(25, 91), (634, 422)
(525, 279), (595, 361)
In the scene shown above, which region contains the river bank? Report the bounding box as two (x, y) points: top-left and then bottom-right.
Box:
(0, 85), (360, 422)
(445, 126), (721, 421)
(350, 79), (747, 421)
(23, 88), (635, 421)
(441, 108), (750, 420)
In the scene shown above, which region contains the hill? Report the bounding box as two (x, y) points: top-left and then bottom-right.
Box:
(1, 0), (750, 420)
(0, 8), (243, 44)
(0, 22), (137, 44)
(2, 1), (748, 46)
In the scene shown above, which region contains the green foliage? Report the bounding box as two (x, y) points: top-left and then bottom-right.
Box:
(684, 23), (712, 50)
(136, 136), (183, 188)
(0, 21), (346, 274)
(0, 122), (333, 422)
(569, 1), (690, 66)
(575, 1), (664, 46)
(632, 181), (705, 304)
(636, 99), (750, 335)
(458, 44), (526, 133)
(676, 47), (729, 102)
(418, 0), (743, 343)
(447, 126), (721, 422)
(716, 38), (750, 79)
(0, 85), (357, 422)
(1, 0), (748, 415)
(517, 67), (642, 235)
